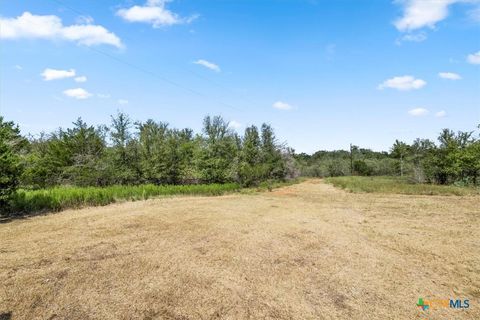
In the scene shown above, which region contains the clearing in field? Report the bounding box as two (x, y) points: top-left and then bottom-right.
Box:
(1, 179), (479, 319)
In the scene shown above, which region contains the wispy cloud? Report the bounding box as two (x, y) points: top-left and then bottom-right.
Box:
(408, 108), (429, 117)
(228, 120), (242, 129)
(41, 68), (76, 81)
(438, 72), (461, 80)
(0, 12), (122, 48)
(273, 101), (293, 111)
(435, 110), (447, 118)
(118, 99), (129, 105)
(74, 76), (87, 83)
(63, 88), (92, 99)
(468, 6), (480, 22)
(117, 0), (197, 28)
(395, 32), (427, 45)
(97, 93), (111, 99)
(467, 51), (480, 64)
(193, 59), (221, 72)
(378, 75), (426, 91)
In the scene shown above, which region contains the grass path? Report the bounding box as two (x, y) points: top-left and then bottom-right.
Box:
(1, 179), (479, 319)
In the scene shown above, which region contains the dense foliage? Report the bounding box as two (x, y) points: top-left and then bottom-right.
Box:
(0, 117), (26, 208)
(1, 112), (478, 214)
(0, 113), (296, 213)
(296, 126), (480, 186)
(295, 148), (397, 177)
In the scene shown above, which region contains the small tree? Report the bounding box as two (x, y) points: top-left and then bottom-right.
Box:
(0, 117), (26, 210)
(238, 125), (262, 186)
(391, 140), (410, 177)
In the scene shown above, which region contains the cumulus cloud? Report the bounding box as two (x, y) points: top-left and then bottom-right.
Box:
(63, 88), (92, 99)
(378, 75), (426, 91)
(467, 51), (480, 64)
(438, 72), (461, 80)
(394, 0), (456, 32)
(0, 12), (122, 48)
(118, 99), (129, 105)
(193, 59), (220, 72)
(41, 68), (76, 81)
(273, 101), (293, 110)
(74, 76), (87, 83)
(117, 0), (197, 28)
(435, 110), (447, 118)
(408, 108), (429, 116)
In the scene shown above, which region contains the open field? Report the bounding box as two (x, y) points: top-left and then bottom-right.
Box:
(1, 179), (479, 319)
(325, 176), (480, 196)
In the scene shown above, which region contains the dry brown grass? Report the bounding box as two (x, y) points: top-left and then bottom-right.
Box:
(1, 179), (479, 319)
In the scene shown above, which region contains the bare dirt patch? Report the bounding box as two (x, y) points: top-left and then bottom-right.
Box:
(1, 180), (478, 319)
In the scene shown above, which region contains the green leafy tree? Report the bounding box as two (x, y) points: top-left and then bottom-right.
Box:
(0, 117), (26, 208)
(260, 124), (285, 180)
(198, 116), (238, 183)
(238, 125), (262, 186)
(109, 112), (139, 184)
(391, 140), (410, 176)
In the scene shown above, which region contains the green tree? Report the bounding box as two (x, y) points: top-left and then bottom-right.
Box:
(0, 117), (26, 209)
(391, 140), (410, 176)
(109, 112), (139, 184)
(238, 125), (262, 186)
(198, 116), (238, 183)
(260, 124), (285, 180)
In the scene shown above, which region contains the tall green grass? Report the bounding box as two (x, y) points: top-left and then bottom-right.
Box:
(8, 183), (240, 215)
(325, 176), (479, 196)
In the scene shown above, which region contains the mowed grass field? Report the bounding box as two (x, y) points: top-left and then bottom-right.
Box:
(1, 179), (479, 319)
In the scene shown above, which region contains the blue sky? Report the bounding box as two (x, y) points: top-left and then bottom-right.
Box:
(1, 0), (479, 153)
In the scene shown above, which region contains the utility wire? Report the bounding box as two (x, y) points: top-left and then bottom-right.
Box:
(50, 0), (264, 112)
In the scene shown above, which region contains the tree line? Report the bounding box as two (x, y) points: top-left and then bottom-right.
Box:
(0, 113), (297, 208)
(296, 125), (480, 185)
(1, 113), (479, 209)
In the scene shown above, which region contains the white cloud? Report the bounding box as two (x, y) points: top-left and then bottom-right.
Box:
(378, 75), (426, 91)
(63, 88), (92, 99)
(41, 68), (76, 81)
(273, 101), (293, 110)
(118, 99), (129, 105)
(0, 12), (122, 48)
(117, 0), (197, 28)
(74, 76), (87, 83)
(14, 65), (22, 70)
(467, 51), (480, 64)
(408, 108), (429, 116)
(394, 0), (458, 32)
(435, 110), (447, 118)
(438, 72), (461, 80)
(228, 120), (242, 129)
(193, 59), (220, 72)
(97, 93), (111, 98)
